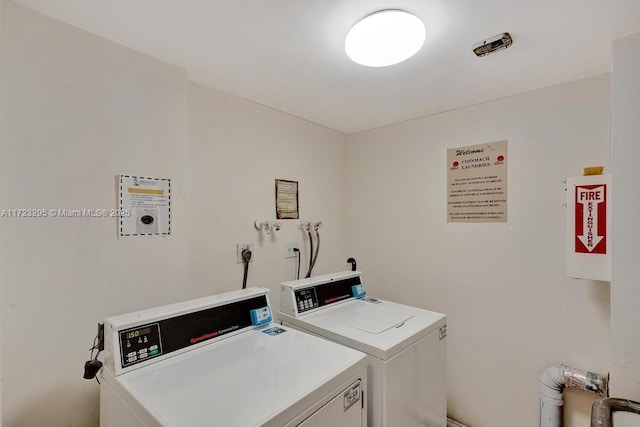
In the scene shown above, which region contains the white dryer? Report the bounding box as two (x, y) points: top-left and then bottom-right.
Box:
(100, 287), (368, 427)
(279, 271), (447, 427)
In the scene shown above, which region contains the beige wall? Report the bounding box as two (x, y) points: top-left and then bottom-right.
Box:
(0, 2), (190, 425)
(346, 75), (611, 427)
(611, 32), (640, 399)
(187, 81), (349, 315)
(0, 1), (621, 426)
(0, 3), (349, 425)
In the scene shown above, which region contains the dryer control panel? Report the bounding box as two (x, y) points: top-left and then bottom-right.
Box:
(104, 288), (272, 376)
(119, 323), (162, 367)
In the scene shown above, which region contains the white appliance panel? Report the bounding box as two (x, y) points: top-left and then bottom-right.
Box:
(279, 272), (447, 427)
(101, 379), (153, 426)
(366, 355), (383, 427)
(102, 325), (366, 426)
(297, 380), (363, 427)
(100, 288), (368, 427)
(383, 329), (446, 427)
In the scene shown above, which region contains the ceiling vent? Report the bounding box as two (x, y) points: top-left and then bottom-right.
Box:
(473, 32), (513, 57)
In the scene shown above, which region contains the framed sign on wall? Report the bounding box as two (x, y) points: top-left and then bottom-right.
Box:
(275, 179), (299, 219)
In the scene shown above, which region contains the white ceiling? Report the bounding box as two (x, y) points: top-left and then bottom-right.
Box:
(12, 0), (640, 134)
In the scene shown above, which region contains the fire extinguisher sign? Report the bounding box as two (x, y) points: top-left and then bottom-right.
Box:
(575, 184), (606, 254)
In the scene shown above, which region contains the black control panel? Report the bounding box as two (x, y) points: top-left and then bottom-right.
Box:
(295, 288), (319, 313)
(118, 294), (268, 369)
(294, 276), (362, 313)
(119, 323), (162, 367)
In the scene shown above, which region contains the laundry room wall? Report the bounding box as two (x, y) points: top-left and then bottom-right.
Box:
(346, 75), (611, 427)
(0, 2), (189, 426)
(0, 1), (618, 426)
(187, 82), (349, 315)
(1, 2), (350, 425)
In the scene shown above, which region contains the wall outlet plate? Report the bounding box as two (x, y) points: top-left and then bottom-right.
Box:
(285, 242), (299, 259)
(236, 243), (254, 263)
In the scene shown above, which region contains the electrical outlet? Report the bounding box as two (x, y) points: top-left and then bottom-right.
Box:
(285, 242), (299, 259)
(236, 243), (253, 263)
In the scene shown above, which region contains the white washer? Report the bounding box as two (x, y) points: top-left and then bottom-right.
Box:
(100, 287), (368, 427)
(279, 271), (447, 427)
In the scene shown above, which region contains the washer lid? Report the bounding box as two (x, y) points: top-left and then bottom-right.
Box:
(282, 299), (446, 360)
(325, 300), (413, 334)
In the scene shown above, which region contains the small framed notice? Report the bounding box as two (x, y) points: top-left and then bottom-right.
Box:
(119, 174), (171, 237)
(275, 179), (299, 219)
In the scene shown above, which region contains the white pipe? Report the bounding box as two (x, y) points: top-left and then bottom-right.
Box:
(539, 364), (608, 427)
(540, 365), (566, 427)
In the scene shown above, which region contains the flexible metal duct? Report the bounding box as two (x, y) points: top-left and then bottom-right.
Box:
(591, 398), (640, 427)
(540, 364), (608, 427)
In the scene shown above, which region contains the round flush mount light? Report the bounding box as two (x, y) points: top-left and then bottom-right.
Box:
(345, 10), (425, 67)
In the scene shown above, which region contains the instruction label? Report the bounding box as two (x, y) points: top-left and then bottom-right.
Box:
(447, 141), (508, 223)
(262, 326), (287, 336)
(119, 175), (171, 237)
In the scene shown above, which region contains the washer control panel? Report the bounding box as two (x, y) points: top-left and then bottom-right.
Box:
(293, 275), (365, 314)
(294, 288), (319, 313)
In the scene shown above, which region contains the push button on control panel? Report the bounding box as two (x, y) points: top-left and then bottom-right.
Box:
(294, 288), (319, 313)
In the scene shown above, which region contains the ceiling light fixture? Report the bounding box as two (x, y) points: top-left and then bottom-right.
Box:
(345, 10), (425, 67)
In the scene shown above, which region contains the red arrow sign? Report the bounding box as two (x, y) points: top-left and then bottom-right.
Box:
(575, 184), (606, 254)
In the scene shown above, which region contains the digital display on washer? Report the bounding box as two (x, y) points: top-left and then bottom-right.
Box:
(119, 323), (162, 367)
(294, 276), (362, 313)
(118, 294), (268, 369)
